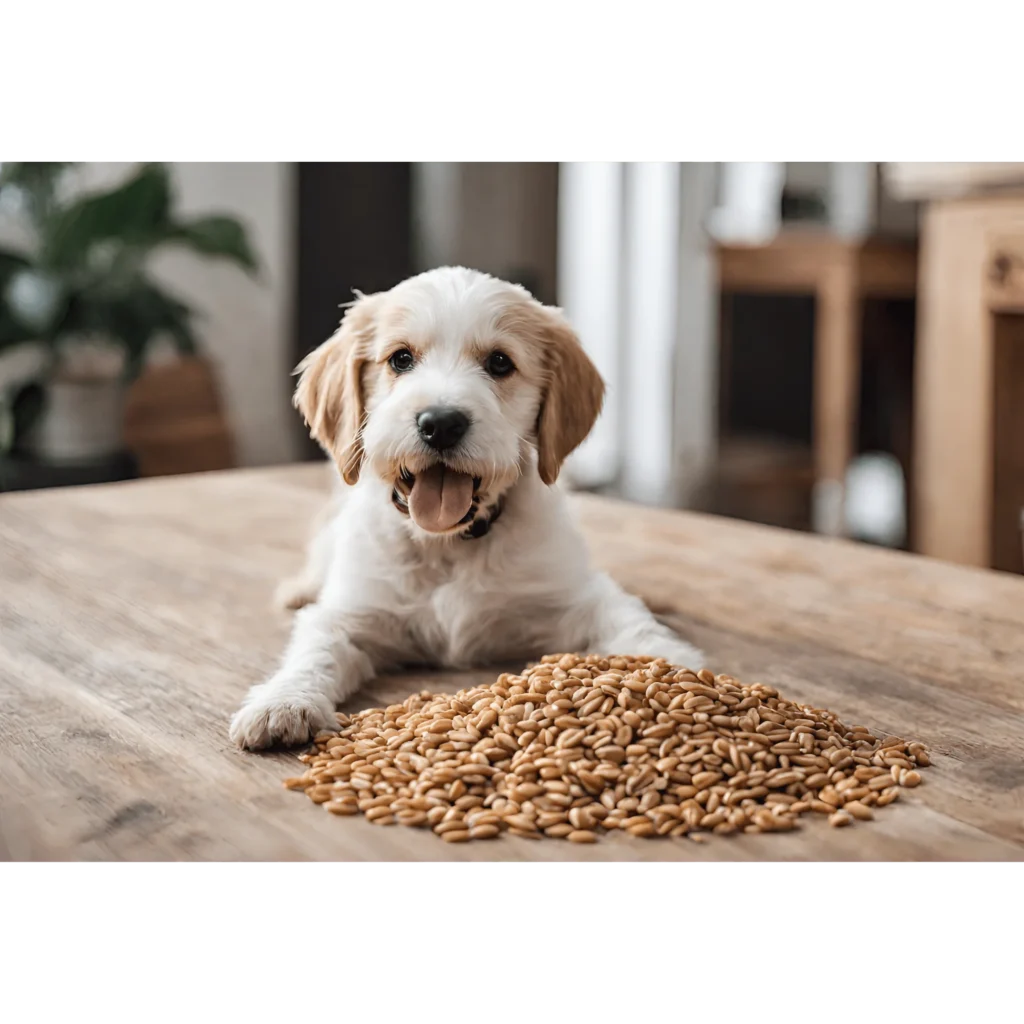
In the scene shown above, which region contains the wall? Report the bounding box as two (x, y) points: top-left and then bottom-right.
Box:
(412, 163), (559, 303)
(785, 162), (831, 194)
(1, 162), (298, 467)
(155, 163), (298, 467)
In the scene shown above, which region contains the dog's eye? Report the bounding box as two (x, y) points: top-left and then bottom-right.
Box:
(484, 351), (515, 378)
(389, 349), (415, 373)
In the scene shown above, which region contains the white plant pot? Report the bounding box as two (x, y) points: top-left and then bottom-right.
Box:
(29, 375), (126, 463)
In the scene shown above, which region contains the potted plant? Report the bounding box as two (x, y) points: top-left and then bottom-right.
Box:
(0, 162), (257, 464)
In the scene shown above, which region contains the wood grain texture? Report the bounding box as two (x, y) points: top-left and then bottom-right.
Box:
(2, 464), (1023, 861)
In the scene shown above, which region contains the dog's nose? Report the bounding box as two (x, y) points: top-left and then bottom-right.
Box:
(416, 406), (470, 451)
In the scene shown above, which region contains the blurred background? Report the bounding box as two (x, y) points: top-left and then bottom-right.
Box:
(1, 161), (1022, 575)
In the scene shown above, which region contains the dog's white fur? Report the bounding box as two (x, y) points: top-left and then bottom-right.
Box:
(230, 267), (703, 750)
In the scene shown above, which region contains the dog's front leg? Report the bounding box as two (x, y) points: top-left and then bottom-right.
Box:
(272, 491), (340, 611)
(230, 603), (375, 750)
(583, 573), (706, 671)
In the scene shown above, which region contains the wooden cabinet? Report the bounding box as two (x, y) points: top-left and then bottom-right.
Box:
(914, 195), (1024, 572)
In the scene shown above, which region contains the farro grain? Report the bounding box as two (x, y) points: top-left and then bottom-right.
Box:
(283, 654), (929, 843)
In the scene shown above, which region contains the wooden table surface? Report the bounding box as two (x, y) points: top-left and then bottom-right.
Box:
(2, 464), (1022, 861)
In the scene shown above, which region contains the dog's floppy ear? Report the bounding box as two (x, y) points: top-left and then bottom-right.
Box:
(535, 307), (605, 485)
(293, 292), (379, 485)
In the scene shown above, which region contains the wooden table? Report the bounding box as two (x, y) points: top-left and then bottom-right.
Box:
(717, 233), (918, 537)
(2, 464), (1022, 861)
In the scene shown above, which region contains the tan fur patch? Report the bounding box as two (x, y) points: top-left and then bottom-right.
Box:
(515, 305), (605, 485)
(293, 294), (381, 484)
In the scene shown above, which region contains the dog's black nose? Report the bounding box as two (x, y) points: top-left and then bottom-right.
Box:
(416, 406), (470, 450)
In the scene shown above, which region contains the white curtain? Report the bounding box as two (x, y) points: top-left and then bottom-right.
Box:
(558, 162), (718, 508)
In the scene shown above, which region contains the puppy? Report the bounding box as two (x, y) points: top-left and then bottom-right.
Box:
(230, 267), (703, 749)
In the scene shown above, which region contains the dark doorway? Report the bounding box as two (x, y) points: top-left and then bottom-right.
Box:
(294, 163), (414, 459)
(992, 314), (1024, 574)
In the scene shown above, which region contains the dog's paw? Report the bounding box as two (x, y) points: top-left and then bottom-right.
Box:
(229, 685), (337, 750)
(600, 636), (705, 672)
(655, 639), (706, 672)
(589, 631), (706, 673)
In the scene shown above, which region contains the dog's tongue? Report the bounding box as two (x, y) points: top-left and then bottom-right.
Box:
(408, 465), (475, 533)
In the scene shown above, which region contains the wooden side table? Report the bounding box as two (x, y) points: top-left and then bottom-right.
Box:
(914, 194), (1024, 572)
(716, 234), (918, 536)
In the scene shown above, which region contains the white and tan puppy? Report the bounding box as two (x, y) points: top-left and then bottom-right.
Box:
(231, 267), (703, 749)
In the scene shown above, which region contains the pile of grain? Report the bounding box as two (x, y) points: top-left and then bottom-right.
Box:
(284, 654), (929, 842)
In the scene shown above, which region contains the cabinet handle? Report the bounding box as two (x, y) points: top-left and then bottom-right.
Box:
(989, 252), (1013, 284)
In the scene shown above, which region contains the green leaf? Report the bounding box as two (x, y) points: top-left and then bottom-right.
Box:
(168, 215), (259, 273)
(0, 162), (73, 190)
(0, 248), (37, 349)
(0, 311), (32, 352)
(0, 246), (32, 278)
(0, 163), (74, 231)
(164, 308), (198, 356)
(4, 268), (67, 335)
(42, 163), (173, 269)
(65, 275), (199, 375)
(1, 163), (262, 369)
(130, 279), (199, 357)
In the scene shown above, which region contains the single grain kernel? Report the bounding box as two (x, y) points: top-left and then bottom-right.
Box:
(325, 801), (359, 815)
(507, 826), (541, 839)
(845, 801), (873, 821)
(627, 821), (656, 837)
(469, 824), (500, 840)
(433, 819), (468, 835)
(544, 823), (574, 837)
(504, 813), (538, 832)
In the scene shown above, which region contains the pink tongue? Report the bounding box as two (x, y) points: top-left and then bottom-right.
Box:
(408, 465), (475, 533)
